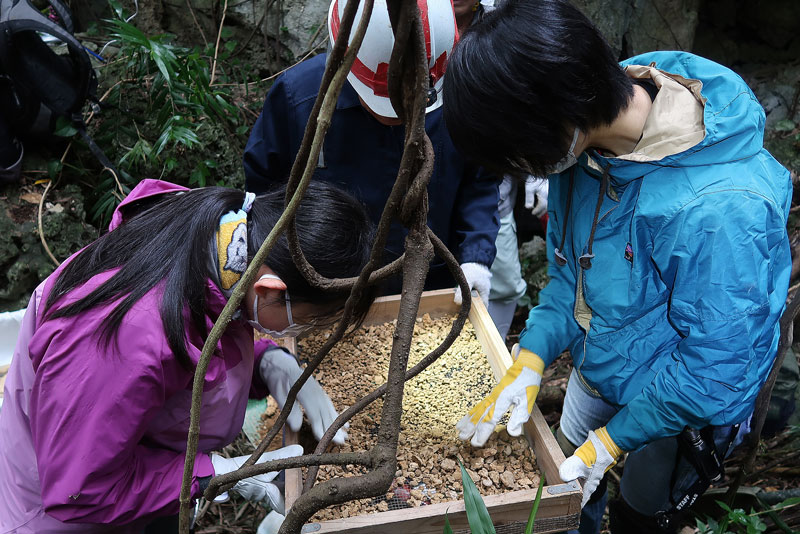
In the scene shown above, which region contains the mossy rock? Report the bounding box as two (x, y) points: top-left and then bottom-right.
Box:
(0, 182), (97, 311)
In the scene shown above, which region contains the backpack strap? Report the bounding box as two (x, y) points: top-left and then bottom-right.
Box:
(45, 0), (75, 34)
(0, 0), (93, 116)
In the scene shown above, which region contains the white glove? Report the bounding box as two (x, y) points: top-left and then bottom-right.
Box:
(559, 427), (623, 507)
(453, 262), (492, 307)
(456, 344), (544, 447)
(524, 176), (549, 218)
(210, 444), (303, 512)
(257, 510), (286, 534)
(259, 347), (347, 445)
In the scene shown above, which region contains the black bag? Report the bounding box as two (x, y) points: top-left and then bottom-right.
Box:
(0, 0), (116, 173)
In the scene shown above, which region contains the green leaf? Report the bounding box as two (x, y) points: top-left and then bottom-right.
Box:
(108, 0), (125, 19)
(443, 512), (454, 534)
(190, 160), (210, 187)
(52, 117), (78, 137)
(776, 497), (800, 508)
(220, 27), (234, 40)
(525, 475), (545, 534)
(459, 461), (495, 534)
(774, 119), (796, 132)
(164, 157), (178, 173)
(151, 48), (173, 86)
(236, 125), (250, 136)
(47, 160), (63, 179)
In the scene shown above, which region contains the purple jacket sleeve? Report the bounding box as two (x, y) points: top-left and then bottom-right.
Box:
(28, 303), (214, 524)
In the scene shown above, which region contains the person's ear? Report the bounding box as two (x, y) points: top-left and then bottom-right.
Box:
(253, 275), (287, 300)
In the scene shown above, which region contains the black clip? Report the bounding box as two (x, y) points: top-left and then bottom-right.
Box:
(426, 74), (437, 107)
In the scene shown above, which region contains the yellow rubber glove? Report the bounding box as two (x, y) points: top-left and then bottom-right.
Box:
(456, 344), (544, 447)
(559, 426), (623, 506)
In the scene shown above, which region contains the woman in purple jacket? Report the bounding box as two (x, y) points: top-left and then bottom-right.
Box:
(0, 179), (374, 533)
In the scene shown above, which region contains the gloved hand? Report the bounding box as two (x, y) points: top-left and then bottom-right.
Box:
(257, 510), (286, 534)
(453, 262), (492, 307)
(259, 346), (347, 445)
(210, 444), (303, 513)
(559, 427), (624, 506)
(524, 176), (549, 218)
(456, 344), (544, 446)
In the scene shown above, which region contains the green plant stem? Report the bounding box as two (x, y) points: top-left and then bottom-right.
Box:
(525, 475), (546, 534)
(748, 500), (800, 517)
(209, 0), (229, 86)
(184, 0), (209, 47)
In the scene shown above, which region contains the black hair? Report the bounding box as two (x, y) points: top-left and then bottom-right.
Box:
(247, 182), (376, 327)
(43, 182), (375, 370)
(442, 0), (634, 176)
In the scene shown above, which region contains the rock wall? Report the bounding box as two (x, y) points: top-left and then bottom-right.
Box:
(72, 0), (700, 64)
(1, 184), (98, 311)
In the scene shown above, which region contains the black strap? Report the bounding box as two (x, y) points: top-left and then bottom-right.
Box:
(75, 119), (120, 178)
(655, 425), (740, 530)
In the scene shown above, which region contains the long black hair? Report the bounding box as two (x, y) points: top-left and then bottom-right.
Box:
(442, 0), (634, 176)
(43, 182), (375, 369)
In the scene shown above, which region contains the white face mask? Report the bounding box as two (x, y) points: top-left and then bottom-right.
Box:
(248, 274), (313, 338)
(546, 127), (581, 175)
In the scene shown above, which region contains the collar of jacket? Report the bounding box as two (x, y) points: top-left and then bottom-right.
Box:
(335, 78), (363, 110)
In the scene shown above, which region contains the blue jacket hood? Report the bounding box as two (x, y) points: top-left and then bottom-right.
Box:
(592, 51), (766, 183)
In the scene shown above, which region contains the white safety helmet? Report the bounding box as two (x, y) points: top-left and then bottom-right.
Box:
(327, 0), (459, 119)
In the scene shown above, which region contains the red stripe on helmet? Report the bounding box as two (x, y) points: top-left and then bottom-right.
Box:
(430, 50), (448, 84)
(330, 0), (341, 40)
(350, 58), (390, 97)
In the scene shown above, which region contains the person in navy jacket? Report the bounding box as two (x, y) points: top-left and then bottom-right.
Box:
(243, 0), (499, 300)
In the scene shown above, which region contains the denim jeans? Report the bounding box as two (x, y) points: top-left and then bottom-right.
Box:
(559, 370), (743, 534)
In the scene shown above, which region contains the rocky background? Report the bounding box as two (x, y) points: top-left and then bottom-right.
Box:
(1, 0), (799, 311)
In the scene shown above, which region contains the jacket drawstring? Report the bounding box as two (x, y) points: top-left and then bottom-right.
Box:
(554, 164), (611, 270)
(553, 167), (576, 266)
(579, 165), (610, 270)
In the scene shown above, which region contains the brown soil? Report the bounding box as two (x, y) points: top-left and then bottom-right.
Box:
(294, 314), (541, 521)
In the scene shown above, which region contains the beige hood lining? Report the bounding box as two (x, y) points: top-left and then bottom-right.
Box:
(618, 63), (707, 162)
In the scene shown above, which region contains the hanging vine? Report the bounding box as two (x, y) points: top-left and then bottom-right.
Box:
(178, 0), (471, 532)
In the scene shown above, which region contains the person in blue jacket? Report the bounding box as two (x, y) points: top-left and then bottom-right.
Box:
(443, 0), (792, 532)
(243, 0), (499, 301)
